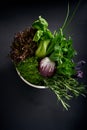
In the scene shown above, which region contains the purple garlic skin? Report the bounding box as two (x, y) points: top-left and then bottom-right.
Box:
(39, 57), (56, 77)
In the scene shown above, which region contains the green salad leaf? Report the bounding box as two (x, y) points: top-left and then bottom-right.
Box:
(33, 30), (43, 42)
(32, 16), (53, 58)
(32, 16), (48, 31)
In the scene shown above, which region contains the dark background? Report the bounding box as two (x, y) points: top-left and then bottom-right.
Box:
(0, 0), (87, 130)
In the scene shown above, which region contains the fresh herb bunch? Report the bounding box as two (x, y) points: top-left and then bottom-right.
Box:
(16, 55), (86, 110)
(10, 4), (86, 110)
(44, 74), (86, 110)
(48, 29), (77, 77)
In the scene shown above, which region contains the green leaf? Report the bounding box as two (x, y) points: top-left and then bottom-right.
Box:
(32, 16), (48, 31)
(33, 30), (43, 42)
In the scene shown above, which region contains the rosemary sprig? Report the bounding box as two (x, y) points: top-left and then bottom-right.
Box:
(44, 74), (86, 110)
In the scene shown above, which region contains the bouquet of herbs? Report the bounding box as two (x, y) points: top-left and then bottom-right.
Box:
(10, 6), (86, 110)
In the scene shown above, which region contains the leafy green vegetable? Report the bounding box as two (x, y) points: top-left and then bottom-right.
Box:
(32, 16), (48, 31)
(48, 28), (77, 77)
(33, 30), (43, 42)
(35, 39), (50, 58)
(32, 16), (53, 58)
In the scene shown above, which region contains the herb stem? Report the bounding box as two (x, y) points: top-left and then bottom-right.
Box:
(62, 2), (70, 30)
(63, 0), (81, 31)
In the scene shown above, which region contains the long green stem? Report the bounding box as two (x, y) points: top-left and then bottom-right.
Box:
(62, 2), (70, 30)
(62, 0), (81, 31)
(66, 0), (81, 29)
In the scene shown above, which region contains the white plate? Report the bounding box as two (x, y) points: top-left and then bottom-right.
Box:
(16, 68), (46, 89)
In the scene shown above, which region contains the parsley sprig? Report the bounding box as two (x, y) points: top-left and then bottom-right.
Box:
(48, 28), (77, 77)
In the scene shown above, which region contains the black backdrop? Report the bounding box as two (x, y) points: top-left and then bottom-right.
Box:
(1, 0), (87, 130)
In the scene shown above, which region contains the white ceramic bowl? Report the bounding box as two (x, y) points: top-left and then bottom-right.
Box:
(16, 68), (46, 89)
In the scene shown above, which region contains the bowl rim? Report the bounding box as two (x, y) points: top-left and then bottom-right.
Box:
(16, 68), (46, 89)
